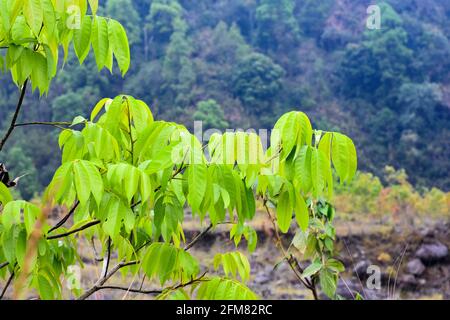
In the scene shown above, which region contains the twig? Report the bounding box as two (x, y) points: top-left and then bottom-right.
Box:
(94, 272), (208, 296)
(48, 201), (80, 233)
(94, 286), (162, 295)
(46, 220), (100, 240)
(0, 25), (44, 153)
(0, 80), (28, 152)
(0, 262), (9, 270)
(184, 223), (213, 251)
(78, 260), (140, 300)
(14, 121), (70, 130)
(91, 238), (104, 262)
(101, 238), (112, 278)
(0, 271), (14, 299)
(263, 199), (319, 299)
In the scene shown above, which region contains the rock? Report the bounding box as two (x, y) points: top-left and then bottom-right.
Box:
(399, 274), (418, 288)
(406, 258), (425, 276)
(416, 242), (448, 263)
(353, 260), (372, 279)
(260, 289), (272, 299)
(254, 273), (271, 285)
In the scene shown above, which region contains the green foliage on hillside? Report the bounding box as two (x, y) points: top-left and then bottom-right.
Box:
(1, 0), (449, 198)
(1, 0), (449, 200)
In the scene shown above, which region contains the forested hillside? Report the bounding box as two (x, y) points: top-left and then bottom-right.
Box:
(1, 0), (449, 199)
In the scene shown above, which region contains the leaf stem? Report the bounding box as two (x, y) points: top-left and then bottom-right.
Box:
(263, 198), (319, 300)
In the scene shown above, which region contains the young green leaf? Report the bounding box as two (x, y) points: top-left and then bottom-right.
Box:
(108, 19), (130, 76)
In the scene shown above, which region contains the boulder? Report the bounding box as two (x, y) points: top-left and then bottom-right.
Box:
(399, 274), (418, 288)
(406, 258), (426, 276)
(416, 242), (448, 263)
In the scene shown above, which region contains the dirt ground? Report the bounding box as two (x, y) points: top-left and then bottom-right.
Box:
(1, 211), (449, 300)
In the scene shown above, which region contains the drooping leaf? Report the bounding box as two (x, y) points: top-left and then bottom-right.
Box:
(108, 19), (130, 76)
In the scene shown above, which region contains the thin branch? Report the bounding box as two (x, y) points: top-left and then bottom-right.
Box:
(78, 217), (214, 300)
(0, 271), (14, 300)
(94, 271), (208, 296)
(263, 199), (319, 299)
(100, 238), (112, 278)
(48, 201), (80, 234)
(94, 286), (162, 295)
(184, 223), (213, 251)
(91, 238), (104, 262)
(0, 262), (9, 270)
(46, 220), (100, 240)
(78, 260), (140, 300)
(0, 79), (28, 152)
(14, 121), (71, 130)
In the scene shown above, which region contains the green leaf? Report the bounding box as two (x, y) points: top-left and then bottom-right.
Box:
(272, 112), (298, 159)
(2, 225), (18, 263)
(41, 0), (56, 35)
(276, 191), (292, 233)
(294, 192), (309, 232)
(142, 243), (199, 286)
(73, 15), (92, 64)
(294, 145), (312, 193)
(88, 0), (98, 15)
(102, 196), (129, 240)
(310, 149), (328, 198)
(326, 259), (345, 273)
(37, 273), (54, 300)
(331, 133), (358, 184)
(23, 0), (43, 35)
(296, 112), (313, 148)
(23, 202), (40, 236)
(45, 161), (74, 205)
(15, 228), (27, 267)
(213, 251), (251, 282)
(302, 261), (322, 278)
(108, 19), (130, 76)
(91, 16), (109, 70)
(72, 160), (104, 207)
(319, 269), (338, 299)
(196, 277), (258, 300)
(1, 200), (23, 230)
(0, 182), (13, 205)
(187, 164), (207, 214)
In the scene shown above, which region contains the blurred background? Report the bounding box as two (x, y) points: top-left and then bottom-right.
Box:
(0, 0), (449, 299)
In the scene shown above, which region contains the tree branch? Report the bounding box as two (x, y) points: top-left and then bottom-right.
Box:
(0, 79), (28, 152)
(94, 285), (162, 295)
(78, 260), (140, 300)
(184, 223), (213, 251)
(14, 121), (70, 130)
(48, 201), (80, 234)
(94, 271), (208, 297)
(100, 237), (112, 278)
(0, 271), (14, 300)
(46, 220), (100, 240)
(0, 262), (9, 270)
